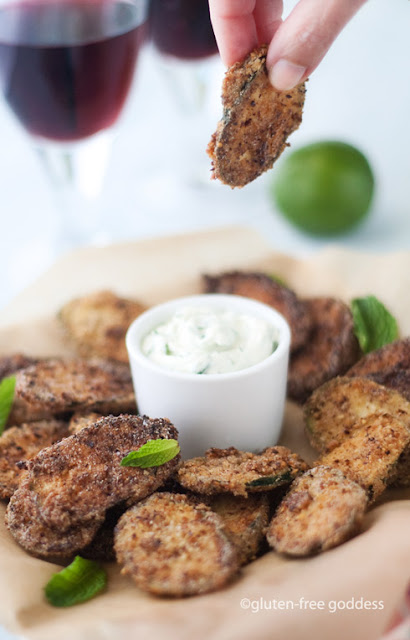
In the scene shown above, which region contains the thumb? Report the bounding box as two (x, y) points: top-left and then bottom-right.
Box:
(266, 0), (367, 90)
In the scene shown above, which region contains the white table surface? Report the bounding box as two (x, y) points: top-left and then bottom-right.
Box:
(0, 0), (409, 637)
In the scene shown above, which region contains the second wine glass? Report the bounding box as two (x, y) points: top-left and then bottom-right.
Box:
(149, 0), (222, 186)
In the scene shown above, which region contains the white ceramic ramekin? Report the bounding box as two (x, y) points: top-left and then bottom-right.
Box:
(126, 294), (290, 459)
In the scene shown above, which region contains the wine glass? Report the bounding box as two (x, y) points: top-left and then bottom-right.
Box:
(148, 0), (223, 186)
(0, 0), (149, 249)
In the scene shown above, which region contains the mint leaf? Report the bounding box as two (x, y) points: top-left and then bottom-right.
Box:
(269, 273), (287, 287)
(351, 295), (399, 354)
(246, 470), (294, 488)
(44, 556), (107, 607)
(121, 438), (180, 468)
(0, 375), (16, 435)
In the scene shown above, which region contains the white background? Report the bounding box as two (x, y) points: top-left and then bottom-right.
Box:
(0, 1), (409, 637)
(0, 0), (409, 312)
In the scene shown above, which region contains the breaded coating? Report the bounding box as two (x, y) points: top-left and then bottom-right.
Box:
(347, 338), (410, 401)
(6, 480), (102, 559)
(0, 419), (68, 500)
(267, 466), (367, 556)
(8, 358), (136, 425)
(288, 297), (360, 403)
(0, 354), (38, 381)
(114, 492), (239, 596)
(14, 415), (180, 532)
(177, 446), (309, 498)
(209, 493), (269, 566)
(318, 413), (410, 502)
(203, 271), (312, 352)
(59, 290), (146, 363)
(305, 376), (410, 453)
(207, 45), (305, 187)
(68, 411), (103, 434)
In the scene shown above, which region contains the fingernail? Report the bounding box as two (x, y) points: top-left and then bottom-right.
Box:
(269, 59), (306, 91)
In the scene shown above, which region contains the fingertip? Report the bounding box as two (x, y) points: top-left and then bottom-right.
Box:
(268, 59), (306, 91)
(265, 0), (367, 90)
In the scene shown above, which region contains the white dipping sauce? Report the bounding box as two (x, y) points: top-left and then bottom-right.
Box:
(141, 306), (278, 374)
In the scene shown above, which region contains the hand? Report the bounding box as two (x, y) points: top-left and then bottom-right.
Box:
(209, 0), (367, 90)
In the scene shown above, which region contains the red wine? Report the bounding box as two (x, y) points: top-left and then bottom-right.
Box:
(149, 0), (217, 60)
(0, 0), (147, 141)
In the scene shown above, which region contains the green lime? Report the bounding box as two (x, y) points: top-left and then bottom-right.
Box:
(270, 141), (375, 236)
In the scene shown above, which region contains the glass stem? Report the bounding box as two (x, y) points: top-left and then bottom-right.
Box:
(35, 130), (113, 250)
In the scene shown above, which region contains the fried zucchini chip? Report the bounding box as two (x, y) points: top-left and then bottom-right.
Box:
(6, 481), (102, 560)
(68, 411), (104, 435)
(347, 338), (410, 401)
(59, 290), (146, 363)
(318, 413), (410, 502)
(8, 358), (136, 425)
(288, 297), (360, 403)
(6, 415), (180, 559)
(209, 493), (269, 566)
(0, 354), (39, 381)
(305, 376), (410, 453)
(203, 271), (312, 352)
(207, 45), (305, 187)
(0, 419), (68, 500)
(177, 446), (309, 498)
(267, 466), (367, 556)
(114, 492), (239, 596)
